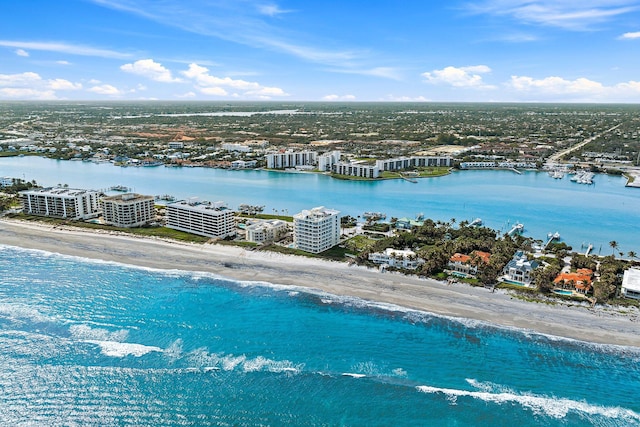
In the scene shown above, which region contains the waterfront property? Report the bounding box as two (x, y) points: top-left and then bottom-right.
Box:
(447, 251), (491, 277)
(335, 161), (380, 178)
(317, 150), (341, 172)
(553, 269), (593, 294)
(166, 199), (236, 239)
(0, 177), (14, 187)
(20, 187), (101, 220)
(293, 206), (341, 254)
(621, 268), (640, 300)
(502, 251), (539, 286)
(368, 248), (424, 270)
(101, 193), (155, 228)
(266, 151), (317, 169)
(375, 156), (452, 171)
(245, 218), (289, 244)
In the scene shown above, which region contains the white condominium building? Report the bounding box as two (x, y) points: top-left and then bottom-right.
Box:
(317, 150), (341, 172)
(293, 206), (341, 254)
(20, 187), (101, 220)
(376, 156), (452, 171)
(266, 151), (317, 169)
(245, 219), (289, 243)
(101, 193), (155, 228)
(335, 161), (380, 178)
(166, 199), (236, 239)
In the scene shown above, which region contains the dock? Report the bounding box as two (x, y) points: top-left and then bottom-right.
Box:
(507, 223), (524, 236)
(544, 232), (561, 249)
(584, 243), (593, 256)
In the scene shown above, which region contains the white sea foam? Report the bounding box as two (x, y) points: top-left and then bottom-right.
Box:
(69, 324), (128, 342)
(85, 340), (163, 357)
(0, 302), (57, 324)
(342, 373), (366, 378)
(416, 383), (640, 421)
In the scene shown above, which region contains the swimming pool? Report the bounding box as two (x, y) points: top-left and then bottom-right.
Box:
(553, 289), (574, 296)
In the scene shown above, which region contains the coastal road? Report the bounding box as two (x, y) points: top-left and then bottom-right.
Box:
(547, 123), (622, 164)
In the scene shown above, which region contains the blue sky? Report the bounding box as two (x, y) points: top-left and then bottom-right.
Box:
(1, 0), (640, 102)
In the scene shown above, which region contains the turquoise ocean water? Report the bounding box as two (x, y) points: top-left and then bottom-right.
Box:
(1, 156), (639, 253)
(1, 246), (639, 426)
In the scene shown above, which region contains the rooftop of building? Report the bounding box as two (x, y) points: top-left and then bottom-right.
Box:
(21, 187), (98, 197)
(168, 199), (233, 212)
(103, 193), (154, 202)
(623, 268), (640, 292)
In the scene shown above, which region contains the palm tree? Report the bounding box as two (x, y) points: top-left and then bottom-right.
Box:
(628, 251), (637, 261)
(609, 240), (619, 255)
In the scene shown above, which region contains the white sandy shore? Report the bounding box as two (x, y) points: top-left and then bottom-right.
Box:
(1, 218), (639, 348)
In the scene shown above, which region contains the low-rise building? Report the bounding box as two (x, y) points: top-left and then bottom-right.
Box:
(231, 160), (257, 169)
(20, 187), (101, 220)
(503, 251), (539, 285)
(447, 251), (491, 277)
(293, 206), (340, 254)
(553, 268), (593, 294)
(1, 177), (14, 187)
(621, 268), (640, 300)
(369, 248), (424, 270)
(166, 199), (236, 239)
(245, 219), (289, 243)
(376, 156), (452, 171)
(101, 193), (155, 228)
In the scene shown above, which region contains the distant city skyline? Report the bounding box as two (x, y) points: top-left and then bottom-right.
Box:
(1, 0), (640, 103)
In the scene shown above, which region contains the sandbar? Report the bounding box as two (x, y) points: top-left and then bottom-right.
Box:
(1, 219), (638, 348)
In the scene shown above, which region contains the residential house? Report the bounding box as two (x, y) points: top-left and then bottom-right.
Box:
(369, 248), (424, 270)
(503, 251), (539, 285)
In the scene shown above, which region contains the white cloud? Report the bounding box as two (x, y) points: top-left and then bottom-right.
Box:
(422, 65), (495, 89)
(47, 79), (82, 90)
(181, 63), (288, 98)
(383, 95), (430, 102)
(258, 4), (292, 17)
(176, 91), (197, 98)
(322, 94), (356, 101)
(56, 60), (71, 65)
(468, 1), (638, 30)
(0, 88), (56, 99)
(87, 84), (123, 95)
(619, 31), (640, 39)
(200, 86), (228, 96)
(15, 49), (29, 57)
(0, 72), (41, 87)
(507, 75), (640, 101)
(0, 40), (131, 59)
(120, 59), (182, 83)
(329, 67), (403, 81)
(0, 72), (82, 99)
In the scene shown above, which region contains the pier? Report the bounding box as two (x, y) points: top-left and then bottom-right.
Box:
(507, 223), (524, 236)
(544, 232), (561, 249)
(584, 243), (593, 256)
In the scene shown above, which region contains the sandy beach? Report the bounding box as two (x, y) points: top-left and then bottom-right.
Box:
(1, 218), (638, 348)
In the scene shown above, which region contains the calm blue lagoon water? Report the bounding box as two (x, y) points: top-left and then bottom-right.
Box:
(1, 246), (639, 426)
(2, 156), (639, 253)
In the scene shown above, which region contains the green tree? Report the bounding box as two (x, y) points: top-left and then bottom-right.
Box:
(609, 240), (619, 255)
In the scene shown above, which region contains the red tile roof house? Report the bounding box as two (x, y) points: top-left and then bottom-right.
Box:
(447, 251), (491, 277)
(553, 268), (594, 294)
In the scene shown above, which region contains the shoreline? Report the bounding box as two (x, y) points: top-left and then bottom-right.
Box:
(1, 218), (639, 348)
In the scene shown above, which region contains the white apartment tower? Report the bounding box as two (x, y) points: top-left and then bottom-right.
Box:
(293, 206), (341, 254)
(20, 187), (101, 220)
(266, 151), (317, 169)
(166, 199), (236, 239)
(101, 193), (155, 228)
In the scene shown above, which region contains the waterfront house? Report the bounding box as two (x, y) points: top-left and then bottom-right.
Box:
(369, 248), (424, 270)
(447, 251), (491, 277)
(395, 217), (425, 230)
(503, 251), (539, 286)
(621, 268), (640, 300)
(553, 269), (593, 294)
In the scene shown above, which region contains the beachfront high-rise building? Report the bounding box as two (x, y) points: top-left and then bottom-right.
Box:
(20, 187), (101, 220)
(266, 151), (317, 169)
(317, 150), (341, 172)
(166, 199), (236, 239)
(101, 193), (155, 228)
(293, 206), (341, 254)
